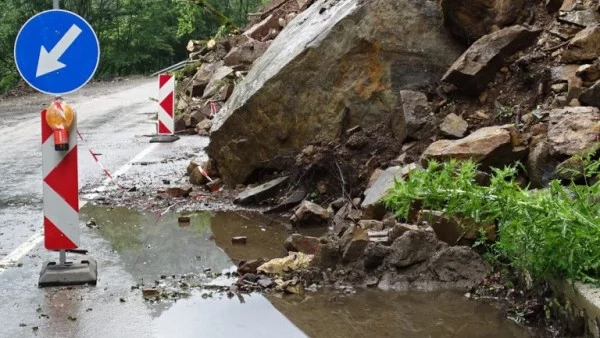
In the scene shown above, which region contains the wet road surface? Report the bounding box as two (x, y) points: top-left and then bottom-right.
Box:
(0, 79), (542, 337)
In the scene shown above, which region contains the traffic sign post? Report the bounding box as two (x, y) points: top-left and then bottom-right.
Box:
(14, 9), (99, 287)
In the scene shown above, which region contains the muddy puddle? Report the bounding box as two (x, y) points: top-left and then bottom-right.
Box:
(80, 205), (546, 337)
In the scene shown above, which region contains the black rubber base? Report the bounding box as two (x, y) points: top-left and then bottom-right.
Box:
(38, 258), (98, 287)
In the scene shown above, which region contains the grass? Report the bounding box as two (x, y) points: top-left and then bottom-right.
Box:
(383, 150), (600, 285)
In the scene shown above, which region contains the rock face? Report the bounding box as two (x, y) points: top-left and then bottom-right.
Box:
(442, 25), (541, 94)
(207, 0), (464, 185)
(440, 0), (526, 43)
(422, 125), (525, 169)
(547, 107), (600, 157)
(561, 24), (600, 63)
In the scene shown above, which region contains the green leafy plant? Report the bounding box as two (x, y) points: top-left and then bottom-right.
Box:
(384, 152), (600, 285)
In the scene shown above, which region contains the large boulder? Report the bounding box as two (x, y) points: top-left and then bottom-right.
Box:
(442, 25), (541, 95)
(421, 125), (526, 169)
(206, 0), (464, 185)
(440, 0), (526, 43)
(547, 107), (600, 157)
(561, 24), (600, 63)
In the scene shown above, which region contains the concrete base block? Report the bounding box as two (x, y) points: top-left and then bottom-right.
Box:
(38, 258), (98, 287)
(149, 135), (180, 143)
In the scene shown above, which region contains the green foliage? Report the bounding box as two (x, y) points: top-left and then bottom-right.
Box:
(0, 0), (266, 93)
(384, 152), (600, 285)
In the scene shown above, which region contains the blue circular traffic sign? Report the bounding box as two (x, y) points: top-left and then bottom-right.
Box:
(14, 10), (100, 96)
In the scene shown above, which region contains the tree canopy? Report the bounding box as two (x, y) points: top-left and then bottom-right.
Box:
(0, 0), (265, 93)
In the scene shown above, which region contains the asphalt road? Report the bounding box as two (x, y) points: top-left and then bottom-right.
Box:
(0, 79), (306, 338)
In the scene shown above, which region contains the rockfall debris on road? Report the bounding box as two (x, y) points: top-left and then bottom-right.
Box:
(130, 0), (600, 335)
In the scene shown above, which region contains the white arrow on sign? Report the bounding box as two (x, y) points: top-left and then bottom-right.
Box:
(36, 24), (82, 77)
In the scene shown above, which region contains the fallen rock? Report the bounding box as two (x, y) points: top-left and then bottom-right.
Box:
(243, 14), (281, 41)
(257, 252), (314, 274)
(576, 60), (600, 83)
(442, 25), (541, 95)
(196, 118), (213, 132)
(388, 223), (419, 242)
(364, 242), (392, 270)
(233, 176), (289, 204)
(440, 0), (526, 43)
(386, 230), (441, 268)
(207, 0), (463, 185)
(166, 185), (193, 198)
(238, 258), (267, 274)
(547, 107), (600, 157)
(202, 66), (234, 99)
(361, 164), (418, 220)
(554, 144), (600, 181)
(527, 139), (557, 188)
(562, 24), (600, 63)
(313, 237), (341, 268)
(579, 80), (600, 107)
(284, 234), (320, 254)
(558, 8), (600, 28)
(417, 210), (496, 245)
(342, 227), (370, 263)
(358, 220), (384, 231)
(187, 61), (224, 97)
(400, 90), (434, 140)
(422, 125), (524, 169)
(440, 113), (468, 138)
(224, 40), (271, 68)
(291, 200), (330, 226)
(427, 246), (490, 285)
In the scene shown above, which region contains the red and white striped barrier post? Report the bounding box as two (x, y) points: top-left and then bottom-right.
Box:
(41, 104), (80, 251)
(39, 100), (97, 287)
(158, 74), (175, 135)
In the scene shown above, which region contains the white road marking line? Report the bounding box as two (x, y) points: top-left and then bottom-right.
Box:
(0, 143), (159, 273)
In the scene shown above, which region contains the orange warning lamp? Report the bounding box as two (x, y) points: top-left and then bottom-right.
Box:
(45, 99), (75, 151)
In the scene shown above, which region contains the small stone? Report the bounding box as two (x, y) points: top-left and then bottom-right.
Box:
(284, 234), (320, 254)
(231, 236), (248, 245)
(440, 113), (468, 138)
(388, 223), (419, 242)
(342, 227), (370, 263)
(290, 201), (330, 226)
(358, 220), (384, 231)
(238, 259), (267, 274)
(551, 83), (568, 93)
(257, 278), (274, 289)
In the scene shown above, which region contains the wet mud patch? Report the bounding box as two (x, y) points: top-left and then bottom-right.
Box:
(80, 205), (292, 281)
(267, 289), (549, 338)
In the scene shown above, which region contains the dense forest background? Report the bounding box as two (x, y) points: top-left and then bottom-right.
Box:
(0, 0), (265, 93)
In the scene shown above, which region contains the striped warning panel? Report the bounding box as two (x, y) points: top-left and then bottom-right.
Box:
(158, 74), (175, 135)
(41, 109), (79, 250)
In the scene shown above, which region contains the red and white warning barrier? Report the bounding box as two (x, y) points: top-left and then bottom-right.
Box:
(41, 110), (79, 250)
(158, 74), (175, 135)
